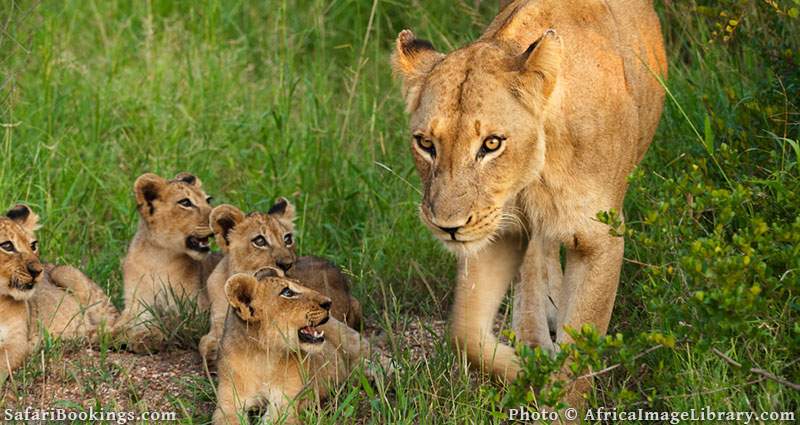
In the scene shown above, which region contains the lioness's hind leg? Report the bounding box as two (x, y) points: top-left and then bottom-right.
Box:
(513, 238), (560, 352)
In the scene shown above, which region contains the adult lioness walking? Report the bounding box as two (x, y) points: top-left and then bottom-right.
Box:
(392, 0), (666, 393)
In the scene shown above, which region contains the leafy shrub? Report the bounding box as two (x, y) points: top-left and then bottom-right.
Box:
(495, 0), (799, 414)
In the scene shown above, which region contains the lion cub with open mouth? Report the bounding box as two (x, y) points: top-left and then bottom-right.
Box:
(199, 198), (362, 365)
(0, 205), (118, 382)
(115, 172), (221, 352)
(213, 267), (375, 425)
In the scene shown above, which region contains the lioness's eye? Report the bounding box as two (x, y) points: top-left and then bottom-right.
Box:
(414, 135), (436, 156)
(0, 241), (15, 252)
(252, 235), (268, 247)
(479, 135), (505, 157)
(283, 233), (293, 246)
(178, 199), (193, 208)
(280, 287), (296, 298)
(31, 241), (38, 251)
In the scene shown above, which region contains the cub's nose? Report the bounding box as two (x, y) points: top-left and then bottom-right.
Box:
(319, 299), (332, 311)
(27, 262), (43, 279)
(277, 259), (294, 272)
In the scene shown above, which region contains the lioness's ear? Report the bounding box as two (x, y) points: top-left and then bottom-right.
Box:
(516, 29), (562, 100)
(392, 30), (444, 111)
(5, 204), (40, 233)
(225, 273), (258, 322)
(175, 172), (202, 188)
(268, 197), (295, 227)
(134, 173), (167, 216)
(254, 266), (284, 280)
(210, 204), (245, 251)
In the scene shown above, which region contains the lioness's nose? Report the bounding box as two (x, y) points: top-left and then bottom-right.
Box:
(433, 214), (472, 240)
(436, 225), (461, 240)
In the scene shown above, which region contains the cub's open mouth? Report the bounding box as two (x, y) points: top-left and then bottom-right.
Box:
(186, 234), (212, 253)
(11, 278), (36, 291)
(298, 326), (325, 344)
(298, 316), (329, 344)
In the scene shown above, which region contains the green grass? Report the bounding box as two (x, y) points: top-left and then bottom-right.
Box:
(2, 0), (798, 423)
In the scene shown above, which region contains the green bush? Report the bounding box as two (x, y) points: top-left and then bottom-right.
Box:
(499, 0), (799, 415)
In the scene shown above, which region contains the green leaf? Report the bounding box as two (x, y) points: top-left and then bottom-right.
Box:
(703, 114), (715, 155)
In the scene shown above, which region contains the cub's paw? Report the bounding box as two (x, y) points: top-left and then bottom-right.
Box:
(123, 326), (167, 354)
(198, 334), (219, 366)
(364, 352), (398, 381)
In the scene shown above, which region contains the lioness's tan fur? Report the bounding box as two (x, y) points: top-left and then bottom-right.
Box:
(0, 205), (118, 383)
(393, 0), (666, 404)
(212, 269), (372, 425)
(200, 200), (362, 365)
(116, 172), (221, 352)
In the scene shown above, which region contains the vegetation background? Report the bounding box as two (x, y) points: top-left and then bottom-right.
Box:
(1, 0), (798, 423)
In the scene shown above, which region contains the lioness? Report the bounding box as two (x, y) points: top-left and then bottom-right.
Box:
(116, 172), (221, 352)
(392, 0), (666, 398)
(0, 205), (118, 383)
(212, 268), (374, 425)
(199, 200), (362, 364)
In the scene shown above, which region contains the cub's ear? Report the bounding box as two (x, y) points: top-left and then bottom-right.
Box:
(254, 266), (285, 280)
(225, 273), (259, 322)
(175, 172), (202, 188)
(268, 197), (295, 227)
(134, 173), (167, 216)
(5, 204), (40, 233)
(392, 30), (444, 112)
(210, 205), (245, 251)
(515, 29), (562, 102)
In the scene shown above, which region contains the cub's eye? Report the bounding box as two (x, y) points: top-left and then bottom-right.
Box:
(252, 235), (268, 247)
(178, 199), (193, 208)
(283, 233), (293, 246)
(280, 287), (297, 298)
(31, 241), (38, 252)
(206, 197), (214, 205)
(414, 135), (436, 157)
(0, 241), (15, 252)
(479, 135), (505, 157)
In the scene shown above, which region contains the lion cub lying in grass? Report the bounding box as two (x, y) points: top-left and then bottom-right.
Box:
(199, 199), (362, 365)
(0, 205), (118, 383)
(213, 268), (378, 425)
(115, 172), (221, 353)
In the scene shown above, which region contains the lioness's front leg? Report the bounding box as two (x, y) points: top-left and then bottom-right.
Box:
(556, 232), (624, 407)
(451, 234), (525, 382)
(513, 237), (561, 352)
(557, 232), (623, 342)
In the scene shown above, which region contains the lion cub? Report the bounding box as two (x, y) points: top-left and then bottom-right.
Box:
(0, 205), (118, 382)
(199, 199), (362, 364)
(116, 172), (221, 352)
(213, 268), (374, 425)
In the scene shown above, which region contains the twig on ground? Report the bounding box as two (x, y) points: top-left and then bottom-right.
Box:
(712, 347), (800, 391)
(578, 344), (664, 380)
(622, 257), (657, 267)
